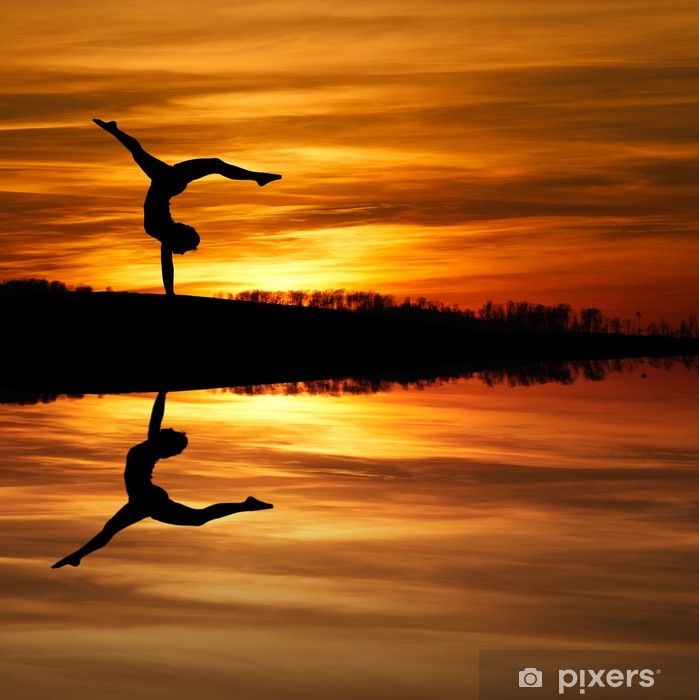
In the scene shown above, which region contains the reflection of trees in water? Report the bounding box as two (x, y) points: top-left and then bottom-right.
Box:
(216, 356), (699, 397)
(1, 356), (696, 405)
(0, 390), (85, 405)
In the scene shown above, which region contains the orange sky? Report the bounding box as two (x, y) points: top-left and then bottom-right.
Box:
(2, 0), (699, 321)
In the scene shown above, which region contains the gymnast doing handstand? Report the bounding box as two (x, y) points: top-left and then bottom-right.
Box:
(93, 118), (281, 295)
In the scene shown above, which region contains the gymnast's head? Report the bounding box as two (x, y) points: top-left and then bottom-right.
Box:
(167, 223), (200, 255)
(155, 428), (188, 458)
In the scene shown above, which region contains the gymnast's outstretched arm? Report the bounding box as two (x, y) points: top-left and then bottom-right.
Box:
(148, 390), (168, 440)
(160, 244), (175, 296)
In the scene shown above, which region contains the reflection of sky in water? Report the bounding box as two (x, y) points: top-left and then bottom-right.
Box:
(0, 365), (698, 700)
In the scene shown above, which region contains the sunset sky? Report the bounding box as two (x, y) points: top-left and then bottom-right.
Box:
(3, 5), (699, 697)
(2, 0), (699, 322)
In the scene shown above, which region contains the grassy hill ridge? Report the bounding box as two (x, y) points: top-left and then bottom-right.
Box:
(1, 292), (697, 393)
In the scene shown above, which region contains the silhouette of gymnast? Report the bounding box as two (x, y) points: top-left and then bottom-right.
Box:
(93, 118), (281, 295)
(51, 391), (273, 568)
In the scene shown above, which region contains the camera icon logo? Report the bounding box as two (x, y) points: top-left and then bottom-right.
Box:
(518, 667), (543, 688)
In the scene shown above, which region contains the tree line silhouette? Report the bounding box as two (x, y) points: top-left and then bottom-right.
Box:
(0, 278), (93, 296)
(220, 288), (699, 338)
(2, 278), (696, 338)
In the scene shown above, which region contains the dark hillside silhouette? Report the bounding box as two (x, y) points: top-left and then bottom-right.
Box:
(1, 291), (697, 395)
(5, 278), (695, 337)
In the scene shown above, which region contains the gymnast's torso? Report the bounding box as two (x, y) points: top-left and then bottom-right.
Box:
(143, 167), (190, 236)
(124, 440), (169, 505)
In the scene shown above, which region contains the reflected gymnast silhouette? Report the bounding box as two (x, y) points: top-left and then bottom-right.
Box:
(52, 391), (272, 568)
(93, 118), (281, 295)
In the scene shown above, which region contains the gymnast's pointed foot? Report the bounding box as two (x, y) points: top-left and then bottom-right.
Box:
(243, 496), (274, 511)
(92, 118), (118, 133)
(51, 554), (82, 569)
(256, 173), (282, 187)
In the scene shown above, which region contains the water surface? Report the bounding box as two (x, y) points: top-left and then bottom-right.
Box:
(1, 363), (697, 700)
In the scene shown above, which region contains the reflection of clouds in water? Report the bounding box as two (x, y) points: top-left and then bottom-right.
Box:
(0, 368), (698, 699)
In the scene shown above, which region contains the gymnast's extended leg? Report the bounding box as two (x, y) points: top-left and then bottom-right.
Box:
(51, 503), (147, 568)
(151, 496), (273, 527)
(173, 158), (281, 187)
(93, 118), (171, 181)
